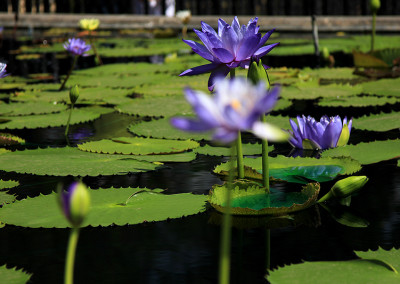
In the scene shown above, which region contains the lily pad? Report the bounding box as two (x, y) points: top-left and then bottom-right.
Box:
(0, 147), (159, 176)
(356, 248), (400, 273)
(0, 102), (67, 116)
(0, 192), (16, 206)
(354, 112), (400, 132)
(361, 77), (400, 97)
(115, 96), (194, 118)
(299, 67), (363, 80)
(0, 107), (111, 130)
(78, 137), (199, 155)
(0, 180), (19, 190)
(268, 165), (343, 184)
(267, 248), (400, 284)
(132, 151), (197, 163)
(208, 180), (320, 216)
(128, 118), (212, 141)
(0, 133), (25, 145)
(0, 187), (207, 228)
(0, 265), (32, 284)
(194, 143), (273, 156)
(318, 95), (400, 107)
(214, 156), (361, 179)
(322, 140), (400, 165)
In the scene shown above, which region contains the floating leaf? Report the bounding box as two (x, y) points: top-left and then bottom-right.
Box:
(132, 151), (196, 163)
(115, 96), (194, 118)
(356, 248), (400, 273)
(128, 118), (212, 141)
(0, 107), (111, 130)
(0, 147), (159, 176)
(209, 180), (320, 216)
(0, 265), (32, 284)
(268, 248), (400, 284)
(78, 137), (199, 155)
(361, 77), (400, 97)
(0, 192), (16, 206)
(299, 67), (364, 80)
(318, 95), (400, 107)
(214, 156), (361, 179)
(194, 143), (273, 156)
(322, 140), (400, 165)
(354, 112), (400, 132)
(0, 180), (19, 190)
(268, 165), (343, 184)
(0, 102), (67, 116)
(0, 187), (207, 228)
(0, 133), (25, 145)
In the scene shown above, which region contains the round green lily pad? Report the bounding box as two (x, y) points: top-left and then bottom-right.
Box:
(0, 102), (67, 116)
(361, 77), (400, 97)
(0, 187), (208, 228)
(0, 147), (159, 176)
(0, 265), (32, 284)
(318, 95), (400, 108)
(78, 137), (199, 155)
(208, 180), (320, 216)
(115, 96), (194, 118)
(354, 112), (400, 132)
(128, 118), (212, 141)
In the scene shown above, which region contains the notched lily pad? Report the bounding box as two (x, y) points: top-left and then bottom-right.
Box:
(0, 187), (207, 228)
(0, 180), (19, 190)
(0, 102), (67, 116)
(354, 112), (400, 132)
(208, 180), (320, 216)
(194, 143), (273, 156)
(0, 265), (32, 284)
(0, 133), (25, 145)
(78, 137), (199, 155)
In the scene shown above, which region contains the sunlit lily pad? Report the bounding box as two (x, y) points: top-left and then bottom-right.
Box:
(209, 180), (320, 216)
(0, 147), (159, 176)
(318, 95), (400, 107)
(0, 133), (25, 145)
(0, 107), (112, 130)
(128, 118), (212, 141)
(0, 102), (67, 116)
(194, 143), (273, 156)
(268, 248), (400, 284)
(115, 96), (194, 118)
(78, 137), (199, 155)
(0, 180), (19, 190)
(354, 112), (400, 132)
(299, 67), (364, 80)
(0, 187), (207, 228)
(361, 77), (400, 97)
(322, 140), (400, 165)
(214, 156), (361, 180)
(0, 265), (32, 284)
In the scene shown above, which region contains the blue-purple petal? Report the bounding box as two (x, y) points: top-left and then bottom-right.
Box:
(170, 117), (214, 132)
(182, 39), (214, 61)
(180, 63), (219, 77)
(208, 65), (231, 91)
(236, 33), (262, 61)
(253, 42), (280, 57)
(212, 48), (235, 63)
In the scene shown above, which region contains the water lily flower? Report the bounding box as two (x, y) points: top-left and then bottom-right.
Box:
(288, 115), (352, 150)
(58, 181), (91, 227)
(171, 77), (288, 143)
(79, 18), (100, 31)
(180, 16), (279, 91)
(63, 38), (91, 57)
(0, 63), (8, 78)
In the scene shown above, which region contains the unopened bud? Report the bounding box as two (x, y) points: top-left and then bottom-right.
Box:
(248, 59), (269, 87)
(69, 85), (79, 104)
(370, 0), (381, 13)
(58, 181), (90, 227)
(331, 176), (368, 198)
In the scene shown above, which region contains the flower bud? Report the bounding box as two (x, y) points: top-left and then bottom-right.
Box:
(69, 85), (79, 104)
(336, 123), (350, 147)
(370, 0), (381, 13)
(247, 59), (269, 88)
(58, 182), (91, 227)
(331, 176), (369, 198)
(321, 47), (330, 61)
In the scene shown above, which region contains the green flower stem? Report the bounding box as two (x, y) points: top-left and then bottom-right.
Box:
(229, 68), (244, 179)
(65, 103), (74, 137)
(89, 31), (103, 65)
(65, 227), (80, 284)
(59, 55), (78, 91)
(219, 145), (236, 284)
(371, 12), (376, 52)
(261, 115), (270, 193)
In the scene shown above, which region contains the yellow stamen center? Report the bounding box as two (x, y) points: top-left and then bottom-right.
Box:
(231, 99), (241, 110)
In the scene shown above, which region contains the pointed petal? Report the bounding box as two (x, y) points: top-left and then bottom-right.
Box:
(180, 63), (219, 77)
(221, 25), (238, 54)
(212, 48), (235, 63)
(218, 18), (228, 37)
(182, 39), (214, 61)
(321, 119), (343, 149)
(208, 65), (231, 91)
(252, 121), (289, 142)
(201, 21), (218, 38)
(236, 33), (262, 61)
(257, 29), (276, 49)
(253, 42), (280, 57)
(194, 29), (214, 51)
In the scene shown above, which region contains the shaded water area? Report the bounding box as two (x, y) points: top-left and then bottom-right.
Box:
(0, 34), (400, 283)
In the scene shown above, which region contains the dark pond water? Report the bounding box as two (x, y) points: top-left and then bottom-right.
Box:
(0, 36), (399, 284)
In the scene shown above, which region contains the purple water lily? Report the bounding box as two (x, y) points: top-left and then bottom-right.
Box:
(171, 78), (288, 143)
(0, 63), (9, 78)
(288, 115), (353, 150)
(58, 182), (90, 227)
(63, 38), (91, 57)
(180, 16), (279, 91)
